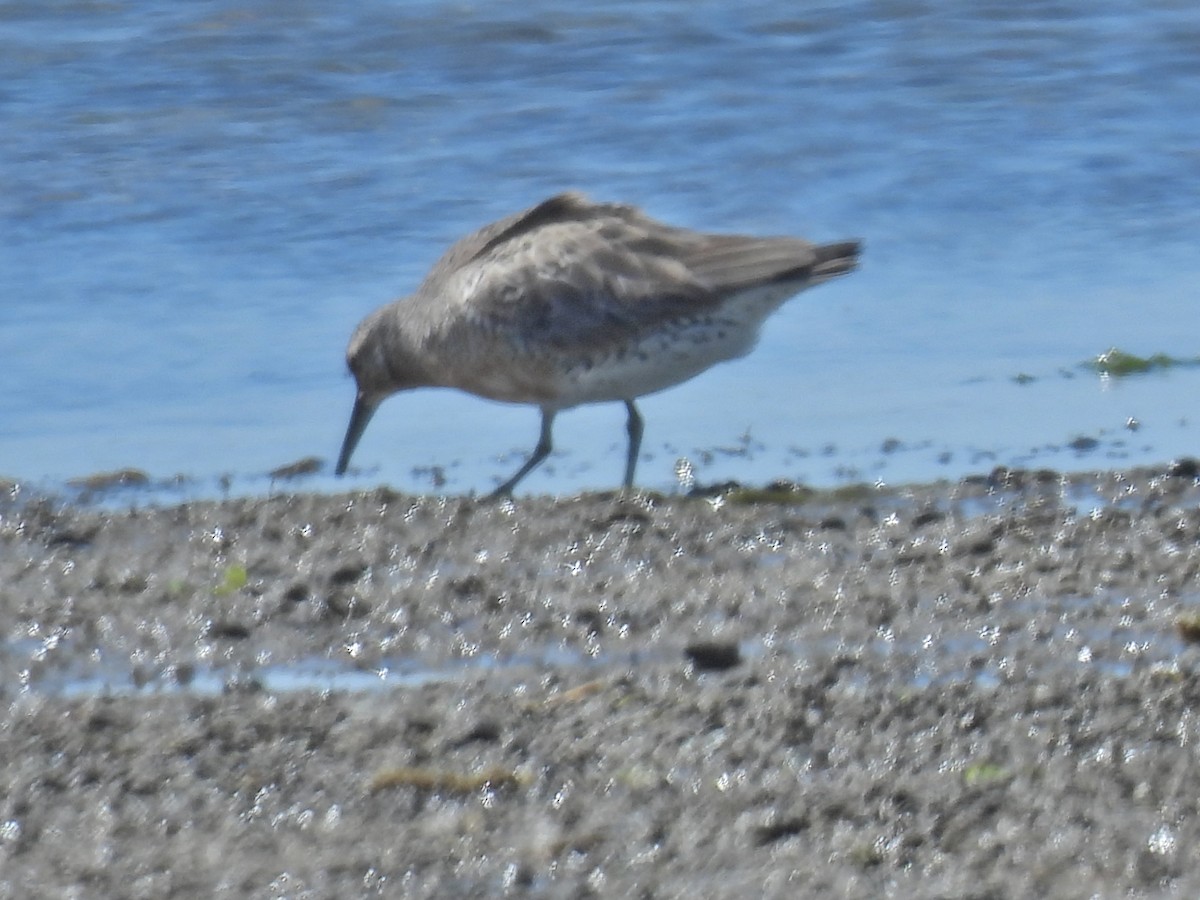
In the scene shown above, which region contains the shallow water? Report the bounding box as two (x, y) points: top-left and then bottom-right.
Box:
(4, 590), (1186, 701)
(4, 0), (1200, 496)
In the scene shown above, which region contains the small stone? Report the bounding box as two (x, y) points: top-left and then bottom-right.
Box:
(329, 563), (367, 587)
(268, 457), (322, 480)
(1168, 458), (1199, 478)
(685, 640), (742, 671)
(209, 620), (252, 640)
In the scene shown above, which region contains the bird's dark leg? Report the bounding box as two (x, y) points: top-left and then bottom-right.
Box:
(490, 409), (555, 498)
(623, 400), (643, 489)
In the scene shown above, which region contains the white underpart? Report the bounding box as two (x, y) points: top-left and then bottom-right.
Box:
(549, 282), (803, 409)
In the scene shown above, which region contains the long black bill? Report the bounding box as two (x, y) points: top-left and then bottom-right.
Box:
(334, 395), (379, 476)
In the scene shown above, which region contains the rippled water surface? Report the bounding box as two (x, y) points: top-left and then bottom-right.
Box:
(4, 0), (1199, 496)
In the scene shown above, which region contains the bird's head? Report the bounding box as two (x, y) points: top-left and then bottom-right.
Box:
(334, 304), (431, 476)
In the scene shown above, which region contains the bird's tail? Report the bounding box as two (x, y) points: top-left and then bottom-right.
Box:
(809, 240), (861, 284)
(687, 236), (861, 293)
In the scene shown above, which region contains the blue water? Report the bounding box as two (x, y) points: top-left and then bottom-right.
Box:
(4, 0), (1199, 497)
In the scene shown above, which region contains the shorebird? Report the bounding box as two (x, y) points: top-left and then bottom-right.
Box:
(335, 192), (859, 495)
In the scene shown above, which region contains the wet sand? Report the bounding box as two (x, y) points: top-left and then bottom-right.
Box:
(3, 464), (1200, 897)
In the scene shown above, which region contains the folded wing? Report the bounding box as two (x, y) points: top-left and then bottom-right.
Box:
(428, 193), (858, 354)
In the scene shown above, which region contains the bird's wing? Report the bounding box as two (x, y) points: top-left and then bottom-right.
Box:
(426, 194), (858, 353)
(420, 192), (606, 289)
(453, 221), (718, 353)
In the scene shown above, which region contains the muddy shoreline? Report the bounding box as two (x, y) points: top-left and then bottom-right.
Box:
(3, 464), (1200, 897)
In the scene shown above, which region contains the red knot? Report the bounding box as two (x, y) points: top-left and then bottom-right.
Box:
(335, 192), (859, 495)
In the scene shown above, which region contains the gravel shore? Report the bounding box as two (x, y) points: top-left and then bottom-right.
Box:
(4, 464), (1200, 898)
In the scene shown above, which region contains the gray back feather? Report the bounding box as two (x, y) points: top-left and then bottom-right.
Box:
(416, 193), (858, 353)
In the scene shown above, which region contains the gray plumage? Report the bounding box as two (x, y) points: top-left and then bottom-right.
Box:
(335, 192), (860, 494)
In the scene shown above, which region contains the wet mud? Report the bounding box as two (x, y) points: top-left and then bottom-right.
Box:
(3, 464), (1200, 897)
